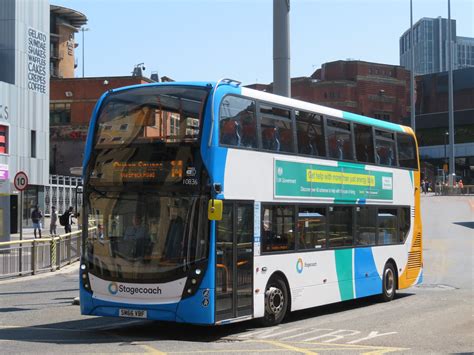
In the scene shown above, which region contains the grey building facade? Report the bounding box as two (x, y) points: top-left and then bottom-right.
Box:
(0, 0), (50, 241)
(400, 17), (474, 75)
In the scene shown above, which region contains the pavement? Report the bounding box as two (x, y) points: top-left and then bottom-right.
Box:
(9, 216), (81, 242)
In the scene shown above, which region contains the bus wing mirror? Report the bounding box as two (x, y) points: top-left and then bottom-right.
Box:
(208, 199), (223, 221)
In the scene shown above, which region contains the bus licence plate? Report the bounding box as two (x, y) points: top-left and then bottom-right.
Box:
(119, 308), (147, 319)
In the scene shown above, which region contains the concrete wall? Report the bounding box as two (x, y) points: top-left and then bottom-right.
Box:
(0, 0), (49, 240)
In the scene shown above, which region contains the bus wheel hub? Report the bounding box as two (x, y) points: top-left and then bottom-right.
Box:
(266, 287), (284, 315)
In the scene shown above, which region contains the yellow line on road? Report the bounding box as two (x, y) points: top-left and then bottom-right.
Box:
(255, 339), (318, 354)
(295, 340), (408, 353)
(139, 344), (167, 354)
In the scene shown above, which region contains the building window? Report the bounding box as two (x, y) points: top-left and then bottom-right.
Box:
(31, 130), (36, 158)
(50, 103), (71, 125)
(0, 125), (8, 154)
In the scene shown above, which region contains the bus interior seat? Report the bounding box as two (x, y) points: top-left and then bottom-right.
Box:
(241, 120), (257, 147)
(342, 140), (352, 160)
(279, 128), (293, 152)
(221, 120), (241, 146)
(297, 131), (315, 155)
(163, 216), (185, 262)
(262, 127), (280, 151)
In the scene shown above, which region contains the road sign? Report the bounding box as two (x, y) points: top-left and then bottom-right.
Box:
(14, 171), (28, 191)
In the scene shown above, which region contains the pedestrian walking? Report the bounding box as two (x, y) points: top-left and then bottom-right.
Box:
(60, 206), (74, 234)
(50, 206), (58, 236)
(31, 205), (43, 239)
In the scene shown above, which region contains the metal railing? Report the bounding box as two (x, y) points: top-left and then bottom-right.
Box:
(434, 184), (474, 195)
(0, 227), (95, 280)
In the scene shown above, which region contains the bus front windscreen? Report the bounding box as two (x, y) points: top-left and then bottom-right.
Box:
(83, 85), (210, 283)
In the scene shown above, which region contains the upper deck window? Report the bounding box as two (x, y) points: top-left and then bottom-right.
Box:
(295, 111), (325, 157)
(375, 130), (396, 167)
(260, 105), (294, 153)
(95, 86), (209, 148)
(397, 133), (418, 169)
(354, 124), (375, 163)
(219, 96), (257, 148)
(326, 119), (353, 161)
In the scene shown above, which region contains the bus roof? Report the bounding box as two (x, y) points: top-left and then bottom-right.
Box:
(101, 80), (413, 136)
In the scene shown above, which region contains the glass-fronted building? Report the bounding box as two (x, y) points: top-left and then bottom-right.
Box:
(0, 0), (50, 240)
(400, 17), (474, 75)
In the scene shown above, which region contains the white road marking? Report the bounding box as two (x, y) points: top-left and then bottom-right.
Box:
(281, 328), (333, 340)
(259, 327), (303, 339)
(305, 329), (361, 342)
(347, 331), (398, 344)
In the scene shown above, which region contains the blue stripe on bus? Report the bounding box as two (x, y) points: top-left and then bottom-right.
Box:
(354, 247), (382, 298)
(342, 112), (405, 133)
(200, 84), (242, 198)
(82, 90), (109, 176)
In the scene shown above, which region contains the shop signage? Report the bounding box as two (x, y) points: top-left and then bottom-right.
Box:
(0, 164), (8, 180)
(27, 27), (47, 94)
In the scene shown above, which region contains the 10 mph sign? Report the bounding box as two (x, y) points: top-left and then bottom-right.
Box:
(14, 171), (28, 191)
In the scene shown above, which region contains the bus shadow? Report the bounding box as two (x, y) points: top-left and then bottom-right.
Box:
(0, 293), (415, 345)
(286, 292), (415, 323)
(453, 221), (474, 229)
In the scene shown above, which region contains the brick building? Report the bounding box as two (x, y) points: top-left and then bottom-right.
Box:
(252, 60), (412, 125)
(297, 61), (411, 124)
(50, 76), (153, 175)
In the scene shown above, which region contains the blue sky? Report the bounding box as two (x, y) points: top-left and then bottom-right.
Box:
(52, 0), (473, 85)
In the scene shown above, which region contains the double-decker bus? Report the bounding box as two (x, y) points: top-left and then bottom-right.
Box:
(80, 79), (422, 326)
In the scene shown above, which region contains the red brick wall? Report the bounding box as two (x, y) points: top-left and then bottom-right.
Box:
(50, 77), (152, 174)
(51, 77), (151, 125)
(293, 61), (411, 123)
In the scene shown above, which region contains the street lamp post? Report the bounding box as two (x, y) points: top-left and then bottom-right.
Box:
(444, 131), (448, 164)
(81, 27), (90, 78)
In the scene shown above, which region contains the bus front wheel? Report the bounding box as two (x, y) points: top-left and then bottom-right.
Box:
(380, 263), (396, 302)
(260, 276), (288, 326)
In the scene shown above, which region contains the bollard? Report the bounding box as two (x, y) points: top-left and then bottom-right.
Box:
(50, 238), (57, 271)
(57, 236), (61, 270)
(32, 240), (37, 275)
(67, 235), (72, 265)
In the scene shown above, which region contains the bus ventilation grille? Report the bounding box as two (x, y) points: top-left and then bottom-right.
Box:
(407, 250), (422, 269)
(412, 232), (422, 249)
(411, 207), (415, 218)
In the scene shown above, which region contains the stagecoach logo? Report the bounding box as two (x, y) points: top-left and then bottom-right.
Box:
(277, 167), (283, 176)
(108, 282), (119, 295)
(296, 258), (304, 273)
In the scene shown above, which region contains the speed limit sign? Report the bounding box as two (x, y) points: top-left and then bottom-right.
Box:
(14, 171), (28, 191)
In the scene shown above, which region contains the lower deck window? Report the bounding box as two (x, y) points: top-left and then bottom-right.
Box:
(328, 206), (353, 248)
(261, 203), (411, 254)
(377, 209), (398, 245)
(262, 205), (295, 252)
(297, 207), (326, 250)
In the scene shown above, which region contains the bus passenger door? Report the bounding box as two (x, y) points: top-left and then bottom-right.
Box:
(215, 202), (254, 322)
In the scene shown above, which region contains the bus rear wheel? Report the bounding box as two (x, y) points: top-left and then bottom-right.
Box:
(260, 276), (288, 327)
(380, 263), (396, 302)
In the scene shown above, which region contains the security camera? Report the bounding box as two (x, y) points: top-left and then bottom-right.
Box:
(142, 66), (146, 71)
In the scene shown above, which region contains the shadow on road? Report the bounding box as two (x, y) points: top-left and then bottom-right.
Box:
(287, 292), (414, 323)
(0, 292), (415, 345)
(453, 221), (474, 229)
